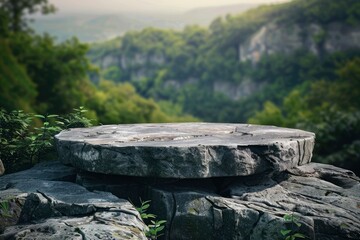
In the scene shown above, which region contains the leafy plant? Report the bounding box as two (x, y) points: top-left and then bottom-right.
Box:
(135, 199), (166, 240)
(147, 220), (167, 239)
(0, 107), (93, 173)
(280, 213), (307, 240)
(0, 199), (12, 218)
(0, 109), (33, 172)
(60, 106), (93, 128)
(28, 114), (63, 163)
(136, 200), (156, 220)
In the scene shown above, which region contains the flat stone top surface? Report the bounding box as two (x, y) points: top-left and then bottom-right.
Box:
(55, 123), (315, 178)
(56, 123), (313, 146)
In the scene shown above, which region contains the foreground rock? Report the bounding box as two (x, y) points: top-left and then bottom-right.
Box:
(56, 123), (315, 178)
(0, 161), (147, 239)
(3, 123), (360, 239)
(77, 163), (360, 240)
(0, 160), (4, 176)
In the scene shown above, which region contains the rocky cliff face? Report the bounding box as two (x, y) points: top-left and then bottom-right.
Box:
(97, 22), (360, 101)
(239, 22), (360, 64)
(213, 78), (267, 100)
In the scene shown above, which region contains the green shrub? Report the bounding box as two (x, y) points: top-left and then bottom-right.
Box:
(0, 107), (92, 173)
(135, 199), (166, 240)
(281, 213), (307, 240)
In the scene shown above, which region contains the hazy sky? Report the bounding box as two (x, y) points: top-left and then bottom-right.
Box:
(50, 0), (288, 14)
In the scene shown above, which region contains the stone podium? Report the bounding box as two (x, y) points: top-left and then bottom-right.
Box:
(1, 123), (359, 240)
(55, 123), (315, 178)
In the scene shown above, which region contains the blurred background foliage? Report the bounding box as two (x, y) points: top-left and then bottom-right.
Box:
(0, 0), (359, 174)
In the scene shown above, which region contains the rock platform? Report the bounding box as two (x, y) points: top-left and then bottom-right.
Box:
(55, 123), (315, 178)
(1, 123), (360, 240)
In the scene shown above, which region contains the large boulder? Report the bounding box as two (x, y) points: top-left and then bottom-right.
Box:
(144, 163), (360, 240)
(0, 161), (147, 239)
(55, 123), (315, 178)
(74, 163), (360, 240)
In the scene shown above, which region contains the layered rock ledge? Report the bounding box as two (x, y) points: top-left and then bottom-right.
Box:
(0, 161), (147, 239)
(55, 123), (315, 178)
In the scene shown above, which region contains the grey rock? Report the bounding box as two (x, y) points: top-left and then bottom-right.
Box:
(213, 78), (267, 100)
(55, 123), (315, 178)
(0, 159), (4, 176)
(239, 22), (360, 64)
(0, 161), (78, 232)
(0, 163), (147, 239)
(143, 163), (360, 240)
(0, 160), (76, 190)
(4, 125), (359, 239)
(2, 213), (147, 240)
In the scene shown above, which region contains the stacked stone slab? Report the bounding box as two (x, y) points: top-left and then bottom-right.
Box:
(1, 123), (360, 239)
(55, 123), (315, 178)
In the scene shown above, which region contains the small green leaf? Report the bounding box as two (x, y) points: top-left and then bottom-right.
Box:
(157, 226), (165, 232)
(142, 203), (150, 209)
(295, 221), (302, 227)
(293, 233), (306, 239)
(281, 229), (292, 236)
(141, 200), (151, 205)
(34, 115), (45, 119)
(284, 214), (292, 221)
(157, 220), (167, 225)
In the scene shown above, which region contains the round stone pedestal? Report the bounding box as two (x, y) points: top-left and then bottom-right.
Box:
(55, 123), (314, 178)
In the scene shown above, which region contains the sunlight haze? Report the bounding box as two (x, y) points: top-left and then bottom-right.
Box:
(50, 0), (289, 14)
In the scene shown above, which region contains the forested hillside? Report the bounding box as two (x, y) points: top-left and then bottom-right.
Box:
(88, 0), (360, 174)
(0, 0), (195, 125)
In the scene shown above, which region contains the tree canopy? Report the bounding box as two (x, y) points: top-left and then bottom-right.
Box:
(0, 0), (56, 32)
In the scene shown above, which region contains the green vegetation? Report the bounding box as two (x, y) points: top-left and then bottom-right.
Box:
(250, 57), (360, 173)
(0, 0), (56, 33)
(135, 199), (166, 240)
(0, 107), (93, 173)
(0, 0), (196, 120)
(281, 213), (307, 240)
(0, 39), (36, 112)
(0, 199), (12, 218)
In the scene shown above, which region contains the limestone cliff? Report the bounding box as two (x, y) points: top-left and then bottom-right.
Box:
(239, 22), (360, 64)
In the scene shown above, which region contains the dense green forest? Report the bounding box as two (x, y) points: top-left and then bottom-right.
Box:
(1, 0), (360, 174)
(88, 0), (360, 174)
(0, 0), (195, 124)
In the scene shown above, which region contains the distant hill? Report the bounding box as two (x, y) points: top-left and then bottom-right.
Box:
(87, 0), (360, 122)
(31, 3), (260, 42)
(181, 3), (258, 25)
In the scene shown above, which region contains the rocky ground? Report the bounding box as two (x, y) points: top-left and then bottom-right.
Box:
(1, 123), (359, 239)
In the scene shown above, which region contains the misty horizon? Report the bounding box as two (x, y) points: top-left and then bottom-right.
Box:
(44, 0), (290, 16)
